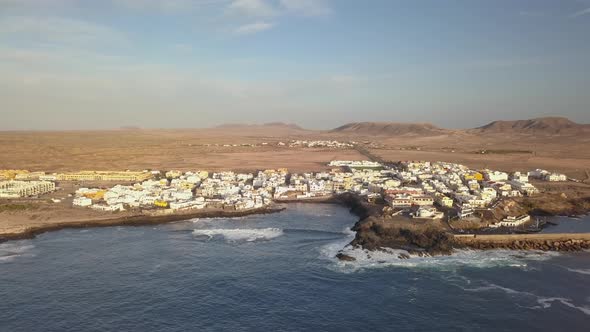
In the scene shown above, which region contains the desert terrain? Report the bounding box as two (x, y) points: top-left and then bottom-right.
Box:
(1, 118), (589, 179)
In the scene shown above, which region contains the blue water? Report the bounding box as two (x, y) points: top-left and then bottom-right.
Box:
(1, 203), (589, 331)
(542, 215), (590, 233)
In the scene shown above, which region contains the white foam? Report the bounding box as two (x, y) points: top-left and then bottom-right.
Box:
(454, 279), (590, 316)
(192, 228), (283, 242)
(566, 268), (590, 275)
(191, 216), (249, 223)
(323, 240), (559, 273)
(535, 298), (590, 315)
(0, 242), (35, 263)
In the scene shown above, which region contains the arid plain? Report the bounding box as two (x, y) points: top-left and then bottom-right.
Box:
(1, 119), (589, 179)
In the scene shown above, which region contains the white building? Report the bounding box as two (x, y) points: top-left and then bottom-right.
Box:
(0, 180), (56, 198)
(73, 197), (92, 207)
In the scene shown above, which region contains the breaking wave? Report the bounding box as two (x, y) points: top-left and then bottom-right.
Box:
(322, 241), (559, 273)
(320, 226), (568, 273)
(192, 228), (284, 242)
(0, 242), (35, 263)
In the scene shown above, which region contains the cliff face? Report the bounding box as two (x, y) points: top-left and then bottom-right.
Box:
(350, 217), (456, 255)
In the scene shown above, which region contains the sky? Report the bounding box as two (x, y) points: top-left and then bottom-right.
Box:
(1, 0), (590, 130)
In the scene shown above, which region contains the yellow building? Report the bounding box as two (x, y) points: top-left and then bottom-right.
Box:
(15, 171), (45, 180)
(56, 171), (152, 182)
(0, 170), (30, 180)
(154, 200), (169, 208)
(83, 190), (105, 200)
(165, 170), (182, 179)
(464, 172), (483, 181)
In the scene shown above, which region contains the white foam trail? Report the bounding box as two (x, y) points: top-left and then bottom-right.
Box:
(191, 216), (249, 223)
(461, 283), (534, 296)
(455, 280), (590, 316)
(535, 298), (590, 316)
(0, 242), (35, 263)
(566, 268), (590, 275)
(192, 228), (283, 242)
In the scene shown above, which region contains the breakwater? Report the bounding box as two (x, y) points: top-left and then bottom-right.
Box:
(455, 233), (590, 251)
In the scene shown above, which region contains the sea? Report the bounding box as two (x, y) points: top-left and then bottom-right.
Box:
(1, 203), (589, 331)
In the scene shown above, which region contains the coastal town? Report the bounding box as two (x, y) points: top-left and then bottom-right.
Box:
(0, 161), (572, 231)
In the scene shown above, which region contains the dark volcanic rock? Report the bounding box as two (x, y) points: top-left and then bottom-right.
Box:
(336, 253), (356, 261)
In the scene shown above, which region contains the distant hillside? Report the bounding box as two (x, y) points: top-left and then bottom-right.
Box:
(330, 122), (451, 136)
(207, 122), (308, 137)
(473, 117), (590, 135)
(215, 122), (304, 130)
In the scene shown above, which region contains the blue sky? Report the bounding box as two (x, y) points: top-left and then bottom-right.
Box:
(1, 0), (589, 130)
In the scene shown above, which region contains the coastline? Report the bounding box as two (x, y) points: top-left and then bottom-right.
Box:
(2, 193), (589, 258)
(0, 193), (368, 243)
(0, 206), (285, 242)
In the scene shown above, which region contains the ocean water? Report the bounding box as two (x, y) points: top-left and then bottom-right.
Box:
(542, 214), (590, 233)
(1, 203), (589, 331)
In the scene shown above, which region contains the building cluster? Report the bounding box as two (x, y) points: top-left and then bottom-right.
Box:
(73, 170), (281, 212)
(288, 140), (354, 148)
(327, 160), (382, 168)
(379, 162), (541, 220)
(53, 171), (153, 182)
(1, 160), (553, 229)
(528, 169), (568, 182)
(0, 170), (46, 181)
(1, 170), (153, 182)
(0, 180), (56, 198)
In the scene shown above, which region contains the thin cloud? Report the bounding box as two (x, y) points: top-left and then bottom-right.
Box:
(570, 7), (590, 18)
(0, 16), (127, 48)
(226, 0), (277, 17)
(111, 0), (229, 12)
(234, 21), (274, 35)
(279, 0), (332, 17)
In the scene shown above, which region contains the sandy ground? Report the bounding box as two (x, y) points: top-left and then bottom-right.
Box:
(360, 132), (590, 179)
(0, 200), (136, 235)
(0, 129), (363, 172)
(2, 129), (587, 176)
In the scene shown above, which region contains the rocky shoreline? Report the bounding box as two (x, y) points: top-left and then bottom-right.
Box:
(0, 206), (285, 242)
(335, 194), (590, 261)
(0, 194), (364, 243)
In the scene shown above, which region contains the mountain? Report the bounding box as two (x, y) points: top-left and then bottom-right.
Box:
(330, 122), (452, 136)
(208, 122), (308, 137)
(473, 117), (590, 135)
(215, 122), (304, 130)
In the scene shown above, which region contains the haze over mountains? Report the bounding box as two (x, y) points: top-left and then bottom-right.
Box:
(471, 117), (590, 135)
(211, 117), (588, 137)
(329, 117), (589, 137)
(330, 122), (453, 137)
